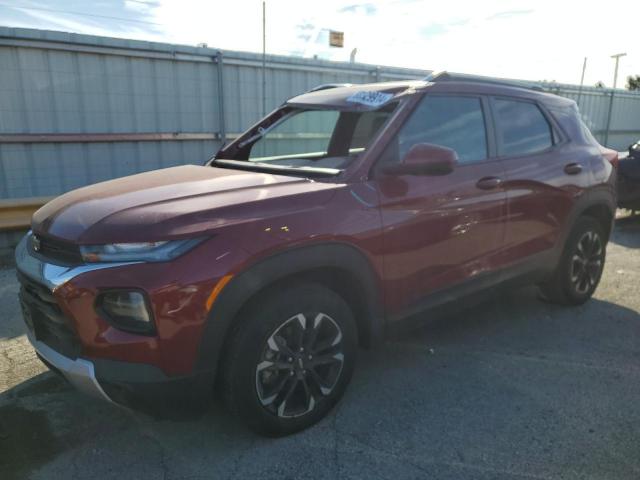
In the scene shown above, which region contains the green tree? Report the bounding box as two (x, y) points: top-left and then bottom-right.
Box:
(627, 75), (640, 91)
(595, 81), (606, 88)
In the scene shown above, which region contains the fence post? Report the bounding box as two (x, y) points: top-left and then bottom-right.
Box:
(371, 66), (380, 83)
(603, 89), (615, 147)
(216, 51), (226, 145)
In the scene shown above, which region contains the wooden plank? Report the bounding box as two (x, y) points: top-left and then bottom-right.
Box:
(0, 197), (53, 231)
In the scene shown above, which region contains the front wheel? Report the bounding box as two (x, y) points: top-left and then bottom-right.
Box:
(539, 216), (607, 305)
(221, 282), (357, 436)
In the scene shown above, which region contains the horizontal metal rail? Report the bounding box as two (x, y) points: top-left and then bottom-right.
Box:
(0, 36), (426, 79)
(0, 197), (53, 231)
(0, 38), (216, 63)
(0, 131), (347, 144)
(590, 129), (640, 136)
(0, 132), (222, 144)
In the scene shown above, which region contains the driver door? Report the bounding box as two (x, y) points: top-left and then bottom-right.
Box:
(374, 94), (508, 314)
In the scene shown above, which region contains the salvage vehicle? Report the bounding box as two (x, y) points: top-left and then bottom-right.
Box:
(617, 139), (640, 211)
(16, 72), (617, 436)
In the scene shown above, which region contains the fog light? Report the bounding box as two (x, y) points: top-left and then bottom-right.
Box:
(96, 290), (155, 335)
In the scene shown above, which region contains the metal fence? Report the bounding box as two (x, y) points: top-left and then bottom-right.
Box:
(540, 82), (640, 150)
(0, 27), (428, 204)
(1, 26), (640, 250)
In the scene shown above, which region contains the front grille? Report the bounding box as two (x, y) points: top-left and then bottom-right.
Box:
(17, 272), (81, 359)
(31, 234), (83, 265)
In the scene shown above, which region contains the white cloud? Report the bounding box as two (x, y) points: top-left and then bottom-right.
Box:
(0, 0), (638, 86)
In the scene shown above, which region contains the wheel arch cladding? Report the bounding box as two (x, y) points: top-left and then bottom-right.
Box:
(579, 203), (614, 241)
(562, 190), (615, 247)
(195, 242), (385, 383)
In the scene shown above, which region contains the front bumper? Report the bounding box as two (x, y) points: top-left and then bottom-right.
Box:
(16, 232), (119, 403)
(16, 232), (215, 416)
(28, 333), (114, 403)
(31, 332), (211, 416)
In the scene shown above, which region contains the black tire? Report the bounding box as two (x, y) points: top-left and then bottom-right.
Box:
(539, 216), (606, 305)
(221, 282), (357, 436)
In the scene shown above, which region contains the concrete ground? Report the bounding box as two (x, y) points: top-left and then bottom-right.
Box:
(2, 218), (640, 480)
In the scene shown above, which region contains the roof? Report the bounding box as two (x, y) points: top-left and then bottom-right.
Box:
(286, 81), (426, 110)
(287, 71), (575, 110)
(426, 71), (544, 91)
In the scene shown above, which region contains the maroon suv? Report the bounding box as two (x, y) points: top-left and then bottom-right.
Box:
(16, 72), (617, 435)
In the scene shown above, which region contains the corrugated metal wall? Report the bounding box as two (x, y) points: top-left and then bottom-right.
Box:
(0, 26), (428, 208)
(1, 27), (640, 250)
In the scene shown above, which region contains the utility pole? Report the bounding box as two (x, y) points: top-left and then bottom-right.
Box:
(262, 1), (266, 117)
(577, 57), (587, 108)
(605, 52), (626, 146)
(611, 52), (626, 89)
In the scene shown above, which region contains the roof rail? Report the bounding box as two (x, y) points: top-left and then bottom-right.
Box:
(307, 83), (353, 92)
(425, 71), (544, 92)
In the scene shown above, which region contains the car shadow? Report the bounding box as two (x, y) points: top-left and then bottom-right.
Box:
(2, 285), (640, 479)
(610, 214), (640, 249)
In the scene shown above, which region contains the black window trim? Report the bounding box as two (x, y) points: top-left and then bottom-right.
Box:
(480, 95), (498, 159)
(489, 95), (564, 160)
(537, 101), (569, 146)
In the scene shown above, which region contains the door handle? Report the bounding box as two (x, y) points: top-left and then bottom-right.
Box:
(476, 176), (502, 190)
(564, 163), (583, 175)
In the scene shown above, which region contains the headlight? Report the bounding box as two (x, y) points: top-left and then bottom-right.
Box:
(80, 238), (205, 263)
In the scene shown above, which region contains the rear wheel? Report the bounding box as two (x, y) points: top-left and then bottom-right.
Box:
(539, 216), (606, 305)
(221, 282), (357, 436)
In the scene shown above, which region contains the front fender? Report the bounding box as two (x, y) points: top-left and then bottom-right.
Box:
(194, 242), (385, 382)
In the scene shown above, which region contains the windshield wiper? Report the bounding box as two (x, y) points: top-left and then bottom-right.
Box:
(213, 159), (340, 177)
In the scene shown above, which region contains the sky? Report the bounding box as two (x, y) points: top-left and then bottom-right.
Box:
(0, 0), (638, 88)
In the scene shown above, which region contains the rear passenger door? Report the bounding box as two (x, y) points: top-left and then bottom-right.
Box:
(491, 97), (591, 266)
(375, 94), (508, 314)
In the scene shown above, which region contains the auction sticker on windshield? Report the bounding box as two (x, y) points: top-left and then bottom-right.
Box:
(346, 91), (393, 107)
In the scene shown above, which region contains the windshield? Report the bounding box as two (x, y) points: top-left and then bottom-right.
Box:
(218, 104), (397, 171)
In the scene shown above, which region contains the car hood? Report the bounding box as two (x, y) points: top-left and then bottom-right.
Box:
(32, 165), (339, 244)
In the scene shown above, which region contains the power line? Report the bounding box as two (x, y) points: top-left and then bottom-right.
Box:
(0, 2), (165, 27)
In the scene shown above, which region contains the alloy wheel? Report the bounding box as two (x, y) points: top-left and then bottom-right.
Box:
(255, 312), (344, 418)
(570, 230), (604, 295)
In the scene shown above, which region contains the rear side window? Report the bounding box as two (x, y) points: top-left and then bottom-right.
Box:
(494, 99), (553, 156)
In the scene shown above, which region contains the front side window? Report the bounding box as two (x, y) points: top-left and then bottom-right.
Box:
(493, 99), (553, 156)
(383, 95), (488, 165)
(349, 110), (392, 151)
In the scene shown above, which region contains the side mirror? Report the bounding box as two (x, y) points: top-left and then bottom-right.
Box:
(382, 143), (457, 176)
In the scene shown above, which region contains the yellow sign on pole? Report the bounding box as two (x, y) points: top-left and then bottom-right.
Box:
(329, 31), (344, 48)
